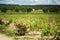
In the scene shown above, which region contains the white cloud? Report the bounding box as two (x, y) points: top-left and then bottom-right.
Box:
(34, 0), (48, 5)
(6, 0), (15, 4)
(0, 0), (60, 5)
(55, 0), (60, 4)
(35, 0), (39, 2)
(13, 0), (35, 5)
(0, 0), (16, 4)
(48, 0), (52, 4)
(48, 0), (60, 5)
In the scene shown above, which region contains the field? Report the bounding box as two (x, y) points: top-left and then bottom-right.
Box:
(0, 13), (60, 40)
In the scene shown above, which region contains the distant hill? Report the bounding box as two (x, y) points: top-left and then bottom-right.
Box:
(0, 4), (19, 6)
(0, 4), (60, 7)
(0, 4), (60, 10)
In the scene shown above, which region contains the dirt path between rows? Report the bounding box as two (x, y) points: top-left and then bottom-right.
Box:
(0, 34), (42, 40)
(0, 33), (54, 40)
(0, 34), (13, 40)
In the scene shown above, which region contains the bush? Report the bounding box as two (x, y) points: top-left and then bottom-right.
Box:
(1, 8), (7, 13)
(41, 26), (57, 36)
(15, 24), (28, 36)
(0, 24), (16, 37)
(27, 8), (32, 12)
(5, 30), (16, 37)
(15, 9), (19, 12)
(0, 25), (7, 33)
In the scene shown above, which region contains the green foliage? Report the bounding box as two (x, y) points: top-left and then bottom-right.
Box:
(30, 24), (34, 31)
(0, 25), (7, 33)
(0, 13), (60, 36)
(0, 25), (16, 36)
(9, 19), (13, 23)
(0, 5), (60, 14)
(0, 5), (60, 37)
(1, 7), (7, 13)
(27, 8), (32, 12)
(15, 8), (19, 12)
(5, 30), (16, 37)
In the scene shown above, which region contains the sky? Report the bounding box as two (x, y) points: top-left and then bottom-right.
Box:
(0, 0), (60, 5)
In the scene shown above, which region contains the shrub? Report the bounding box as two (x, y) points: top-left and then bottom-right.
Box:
(15, 24), (28, 36)
(1, 8), (7, 13)
(0, 25), (7, 33)
(5, 30), (16, 37)
(27, 8), (32, 12)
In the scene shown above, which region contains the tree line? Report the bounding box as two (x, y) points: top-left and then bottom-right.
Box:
(0, 5), (60, 13)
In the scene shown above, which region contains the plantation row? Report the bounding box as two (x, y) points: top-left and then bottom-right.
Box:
(0, 14), (60, 36)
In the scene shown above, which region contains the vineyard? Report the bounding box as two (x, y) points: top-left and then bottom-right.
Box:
(0, 13), (60, 40)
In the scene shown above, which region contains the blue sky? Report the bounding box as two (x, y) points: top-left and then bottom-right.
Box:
(0, 0), (60, 5)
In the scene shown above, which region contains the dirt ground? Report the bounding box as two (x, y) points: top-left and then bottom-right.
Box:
(0, 33), (56, 40)
(0, 33), (42, 40)
(0, 34), (13, 40)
